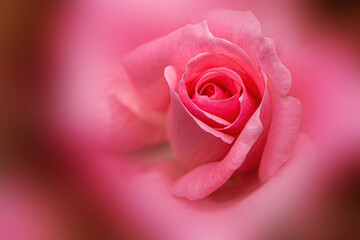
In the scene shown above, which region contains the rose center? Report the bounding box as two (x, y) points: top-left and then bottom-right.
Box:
(198, 82), (230, 100)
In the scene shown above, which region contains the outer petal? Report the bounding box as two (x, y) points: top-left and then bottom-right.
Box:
(171, 88), (270, 200)
(69, 133), (318, 240)
(122, 20), (260, 112)
(258, 96), (302, 181)
(51, 11), (167, 153)
(204, 9), (291, 96)
(110, 66), (168, 152)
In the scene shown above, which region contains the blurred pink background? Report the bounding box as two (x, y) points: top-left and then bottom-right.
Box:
(0, 0), (359, 239)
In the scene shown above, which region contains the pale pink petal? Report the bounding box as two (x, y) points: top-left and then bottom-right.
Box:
(110, 66), (168, 152)
(204, 9), (291, 96)
(51, 54), (167, 152)
(51, 9), (168, 153)
(109, 97), (167, 152)
(258, 96), (302, 181)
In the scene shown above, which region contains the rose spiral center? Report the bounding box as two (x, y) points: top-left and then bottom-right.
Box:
(198, 82), (230, 100)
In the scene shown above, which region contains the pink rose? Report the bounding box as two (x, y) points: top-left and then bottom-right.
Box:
(51, 1), (360, 239)
(121, 10), (301, 200)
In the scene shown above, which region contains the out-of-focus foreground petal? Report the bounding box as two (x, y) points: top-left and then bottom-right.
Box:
(66, 133), (317, 240)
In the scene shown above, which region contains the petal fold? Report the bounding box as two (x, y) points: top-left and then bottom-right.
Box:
(204, 9), (291, 96)
(172, 104), (264, 200)
(166, 66), (233, 169)
(123, 20), (260, 112)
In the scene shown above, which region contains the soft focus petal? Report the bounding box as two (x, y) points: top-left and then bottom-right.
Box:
(110, 66), (168, 152)
(70, 133), (317, 240)
(51, 14), (167, 152)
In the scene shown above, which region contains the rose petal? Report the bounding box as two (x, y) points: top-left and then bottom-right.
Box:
(171, 74), (275, 200)
(110, 66), (169, 152)
(204, 9), (291, 96)
(191, 69), (242, 122)
(123, 20), (260, 112)
(166, 67), (233, 169)
(184, 52), (264, 101)
(178, 80), (233, 128)
(258, 96), (302, 181)
(236, 79), (272, 173)
(172, 98), (265, 200)
(76, 133), (317, 240)
(109, 97), (167, 152)
(219, 86), (259, 136)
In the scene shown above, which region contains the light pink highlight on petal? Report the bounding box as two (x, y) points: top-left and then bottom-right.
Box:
(110, 65), (168, 152)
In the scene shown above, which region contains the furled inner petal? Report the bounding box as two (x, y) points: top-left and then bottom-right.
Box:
(178, 51), (265, 137)
(183, 52), (264, 101)
(178, 81), (232, 129)
(190, 69), (243, 123)
(218, 88), (259, 136)
(199, 83), (228, 99)
(195, 72), (240, 98)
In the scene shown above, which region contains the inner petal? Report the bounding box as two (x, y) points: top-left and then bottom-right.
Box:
(190, 68), (244, 123)
(199, 83), (230, 100)
(194, 71), (241, 99)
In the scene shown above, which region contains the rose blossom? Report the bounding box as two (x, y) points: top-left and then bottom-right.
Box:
(50, 1), (360, 239)
(120, 10), (302, 200)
